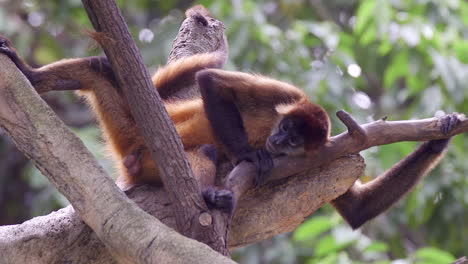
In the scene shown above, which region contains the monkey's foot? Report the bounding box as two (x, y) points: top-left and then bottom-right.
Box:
(440, 112), (461, 135)
(202, 186), (235, 213)
(429, 113), (463, 152)
(123, 147), (144, 176)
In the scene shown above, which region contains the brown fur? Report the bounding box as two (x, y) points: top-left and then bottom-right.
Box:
(287, 100), (330, 151)
(77, 56), (226, 186)
(82, 61), (331, 185)
(197, 69), (330, 152)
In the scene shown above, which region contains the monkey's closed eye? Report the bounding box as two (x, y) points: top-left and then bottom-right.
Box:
(280, 123), (288, 132)
(289, 137), (298, 147)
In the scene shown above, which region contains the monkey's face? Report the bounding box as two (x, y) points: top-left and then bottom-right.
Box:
(266, 117), (306, 156)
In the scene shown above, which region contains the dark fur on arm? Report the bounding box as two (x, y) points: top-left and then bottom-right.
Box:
(198, 70), (252, 159)
(331, 139), (449, 229)
(332, 113), (459, 229)
(197, 70), (275, 186)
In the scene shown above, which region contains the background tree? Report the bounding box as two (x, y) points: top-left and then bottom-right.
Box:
(0, 0), (467, 263)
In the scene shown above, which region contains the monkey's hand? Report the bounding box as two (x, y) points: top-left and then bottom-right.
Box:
(237, 149), (274, 186)
(0, 36), (17, 59)
(202, 186), (235, 213)
(428, 112), (462, 152)
(0, 35), (33, 79)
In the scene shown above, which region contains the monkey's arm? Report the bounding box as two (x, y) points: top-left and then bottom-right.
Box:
(197, 69), (304, 154)
(196, 69), (306, 183)
(331, 114), (459, 229)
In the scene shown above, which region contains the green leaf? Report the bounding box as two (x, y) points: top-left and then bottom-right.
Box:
(383, 51), (409, 88)
(414, 247), (456, 264)
(315, 235), (352, 257)
(374, 261), (391, 264)
(359, 24), (377, 45)
(355, 0), (377, 34)
(315, 235), (338, 257)
(378, 39), (393, 55)
(374, 0), (393, 36)
(364, 241), (389, 253)
(293, 216), (335, 241)
(338, 32), (354, 55)
(460, 1), (468, 24)
(407, 74), (426, 95)
(453, 40), (468, 63)
(306, 253), (338, 264)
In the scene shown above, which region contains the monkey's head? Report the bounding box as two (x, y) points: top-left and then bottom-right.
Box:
(267, 102), (330, 156)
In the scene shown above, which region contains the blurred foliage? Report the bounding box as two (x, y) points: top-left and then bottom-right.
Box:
(0, 0), (467, 263)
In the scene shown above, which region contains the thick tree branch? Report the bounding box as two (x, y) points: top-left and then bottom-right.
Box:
(0, 55), (234, 264)
(81, 0), (230, 254)
(0, 155), (363, 263)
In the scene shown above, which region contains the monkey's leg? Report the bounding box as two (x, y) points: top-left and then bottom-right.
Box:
(122, 144), (235, 212)
(0, 35), (150, 184)
(189, 145), (235, 213)
(152, 52), (226, 99)
(197, 69), (305, 112)
(0, 36), (115, 94)
(183, 145), (237, 213)
(331, 113), (460, 229)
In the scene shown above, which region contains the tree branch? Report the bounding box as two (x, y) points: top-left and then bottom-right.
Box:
(0, 155), (363, 263)
(271, 111), (467, 180)
(451, 256), (468, 264)
(0, 54), (234, 263)
(223, 111), (467, 213)
(81, 0), (230, 254)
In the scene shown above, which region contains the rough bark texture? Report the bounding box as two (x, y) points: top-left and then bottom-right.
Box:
(81, 0), (229, 254)
(167, 11), (227, 100)
(0, 155), (363, 263)
(0, 47), (234, 264)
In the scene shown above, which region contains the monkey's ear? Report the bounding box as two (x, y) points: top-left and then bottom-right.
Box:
(275, 103), (295, 115)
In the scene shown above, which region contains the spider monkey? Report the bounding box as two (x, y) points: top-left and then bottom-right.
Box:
(196, 66), (460, 228)
(0, 5), (459, 228)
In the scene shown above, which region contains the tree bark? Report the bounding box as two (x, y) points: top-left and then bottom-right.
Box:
(81, 0), (231, 254)
(0, 40), (233, 264)
(0, 155), (363, 263)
